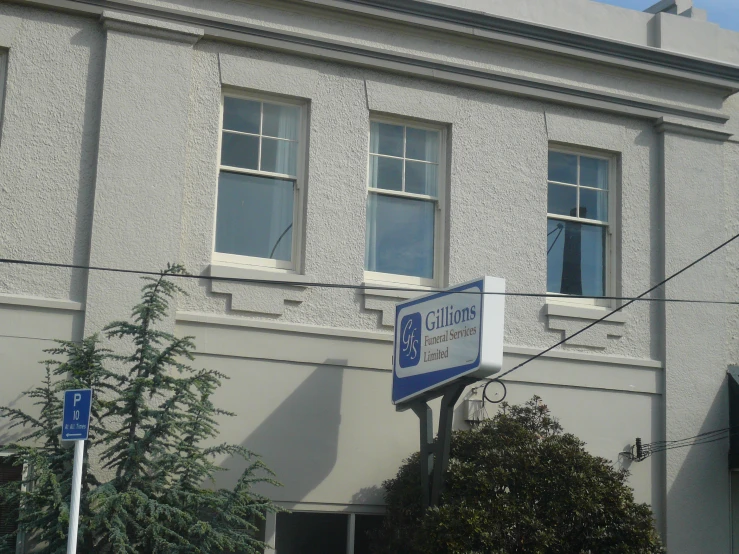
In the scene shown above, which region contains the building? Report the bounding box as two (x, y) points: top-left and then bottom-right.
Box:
(1, 0), (739, 551)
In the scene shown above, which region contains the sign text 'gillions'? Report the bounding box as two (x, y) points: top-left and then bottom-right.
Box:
(392, 277), (506, 405)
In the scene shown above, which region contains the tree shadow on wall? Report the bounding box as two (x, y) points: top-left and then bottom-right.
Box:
(219, 360), (346, 502)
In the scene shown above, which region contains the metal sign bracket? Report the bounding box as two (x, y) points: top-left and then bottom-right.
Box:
(398, 377), (476, 509)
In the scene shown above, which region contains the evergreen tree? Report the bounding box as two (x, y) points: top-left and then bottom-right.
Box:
(373, 396), (664, 554)
(0, 265), (280, 553)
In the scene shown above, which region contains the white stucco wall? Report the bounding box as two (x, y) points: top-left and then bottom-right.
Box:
(1, 0), (739, 551)
(0, 3), (102, 304)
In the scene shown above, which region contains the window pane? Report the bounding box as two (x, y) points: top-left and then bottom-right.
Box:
(580, 156), (608, 189)
(223, 97), (260, 134)
(369, 155), (403, 191)
(261, 138), (298, 176)
(547, 183), (577, 217)
(354, 515), (384, 554)
(275, 512), (347, 554)
(406, 127), (439, 162)
(370, 122), (403, 157)
(548, 151), (577, 184)
(366, 194), (435, 278)
(579, 188), (608, 221)
(547, 219), (605, 297)
(406, 161), (438, 196)
(221, 132), (259, 170)
(263, 103), (300, 140)
(215, 172), (294, 261)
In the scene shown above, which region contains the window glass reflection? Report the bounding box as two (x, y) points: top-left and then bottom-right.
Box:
(215, 173), (294, 261)
(548, 151), (577, 184)
(370, 122), (404, 157)
(366, 195), (435, 278)
(547, 220), (605, 297)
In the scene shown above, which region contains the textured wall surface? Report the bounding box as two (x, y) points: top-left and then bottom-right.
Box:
(106, 0), (728, 113)
(2, 0), (739, 550)
(175, 43), (659, 363)
(82, 17), (201, 334)
(177, 318), (663, 515)
(663, 132), (730, 552)
(0, 3), (102, 303)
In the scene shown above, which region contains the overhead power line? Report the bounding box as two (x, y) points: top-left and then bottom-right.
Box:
(0, 257), (738, 305)
(625, 427), (737, 461)
(483, 229), (739, 401)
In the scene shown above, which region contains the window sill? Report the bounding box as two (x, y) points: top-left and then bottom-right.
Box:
(360, 280), (432, 299)
(544, 302), (626, 323)
(207, 263), (310, 286)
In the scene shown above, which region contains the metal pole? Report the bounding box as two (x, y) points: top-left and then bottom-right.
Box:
(66, 439), (84, 554)
(411, 402), (433, 509)
(431, 382), (467, 506)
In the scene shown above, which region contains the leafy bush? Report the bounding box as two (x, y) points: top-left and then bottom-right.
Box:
(0, 266), (279, 553)
(373, 396), (664, 554)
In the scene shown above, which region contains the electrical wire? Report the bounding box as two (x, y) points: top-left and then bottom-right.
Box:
(4, 239), (739, 453)
(649, 433), (733, 454)
(635, 431), (736, 460)
(0, 257), (738, 305)
(621, 424), (739, 461)
(645, 427), (731, 447)
(485, 229), (739, 395)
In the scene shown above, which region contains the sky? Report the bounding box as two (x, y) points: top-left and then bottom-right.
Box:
(594, 0), (739, 32)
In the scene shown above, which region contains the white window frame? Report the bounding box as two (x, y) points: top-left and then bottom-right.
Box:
(546, 144), (617, 309)
(364, 115), (447, 289)
(212, 91), (308, 273)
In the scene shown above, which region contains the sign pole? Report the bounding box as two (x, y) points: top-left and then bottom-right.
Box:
(66, 439), (84, 554)
(391, 276), (505, 510)
(405, 379), (473, 509)
(61, 388), (92, 554)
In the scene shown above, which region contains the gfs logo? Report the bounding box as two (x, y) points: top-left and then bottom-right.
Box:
(399, 312), (421, 368)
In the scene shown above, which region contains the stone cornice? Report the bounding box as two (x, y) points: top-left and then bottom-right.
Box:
(305, 0), (739, 92)
(8, 0), (735, 124)
(101, 10), (203, 44)
(654, 117), (734, 141)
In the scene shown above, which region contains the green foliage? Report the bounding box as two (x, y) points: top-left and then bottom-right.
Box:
(0, 265), (280, 553)
(374, 396), (664, 554)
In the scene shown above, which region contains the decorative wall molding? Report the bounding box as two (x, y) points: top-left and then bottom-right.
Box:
(176, 312), (662, 394)
(304, 0), (739, 90)
(176, 311), (662, 370)
(100, 10), (203, 44)
(654, 116), (734, 141)
(546, 315), (625, 349)
(545, 302), (627, 322)
(0, 293), (84, 312)
(210, 280), (308, 316)
(361, 281), (426, 328)
(543, 303), (626, 349)
(363, 295), (398, 327)
(10, 0), (734, 124)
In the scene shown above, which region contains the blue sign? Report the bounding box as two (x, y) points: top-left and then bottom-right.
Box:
(392, 277), (506, 405)
(62, 389), (92, 441)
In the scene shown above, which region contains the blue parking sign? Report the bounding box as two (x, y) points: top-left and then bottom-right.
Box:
(62, 389), (92, 441)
